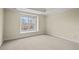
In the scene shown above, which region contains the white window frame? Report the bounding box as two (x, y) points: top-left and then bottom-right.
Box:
(20, 13), (39, 33)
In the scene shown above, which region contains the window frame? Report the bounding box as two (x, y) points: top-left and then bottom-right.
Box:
(19, 13), (39, 33)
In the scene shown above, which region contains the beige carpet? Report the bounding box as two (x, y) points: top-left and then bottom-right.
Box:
(0, 35), (79, 50)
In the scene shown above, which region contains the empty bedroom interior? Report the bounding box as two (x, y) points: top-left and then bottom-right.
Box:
(0, 8), (79, 50)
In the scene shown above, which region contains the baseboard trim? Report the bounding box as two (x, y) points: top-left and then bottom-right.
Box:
(0, 41), (3, 47)
(4, 34), (45, 41)
(47, 33), (79, 43)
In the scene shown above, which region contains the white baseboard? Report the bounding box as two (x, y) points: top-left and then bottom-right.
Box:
(47, 33), (79, 43)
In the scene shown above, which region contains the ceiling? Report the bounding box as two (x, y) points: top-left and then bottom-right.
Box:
(28, 8), (46, 12)
(7, 8), (74, 15)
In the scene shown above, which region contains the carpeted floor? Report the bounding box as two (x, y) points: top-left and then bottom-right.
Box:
(0, 35), (79, 50)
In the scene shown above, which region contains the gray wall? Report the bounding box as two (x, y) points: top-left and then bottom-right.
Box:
(0, 9), (3, 46)
(4, 9), (46, 40)
(46, 8), (79, 42)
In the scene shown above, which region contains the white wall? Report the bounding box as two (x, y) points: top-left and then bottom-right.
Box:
(46, 8), (79, 42)
(0, 9), (3, 46)
(4, 9), (46, 40)
(4, 8), (79, 43)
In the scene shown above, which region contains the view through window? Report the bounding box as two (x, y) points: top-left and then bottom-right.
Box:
(20, 14), (38, 33)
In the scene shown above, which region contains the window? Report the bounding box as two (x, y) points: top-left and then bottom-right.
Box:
(20, 14), (39, 33)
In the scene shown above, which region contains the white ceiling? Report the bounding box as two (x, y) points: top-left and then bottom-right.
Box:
(6, 8), (75, 15)
(28, 8), (46, 12)
(15, 8), (46, 15)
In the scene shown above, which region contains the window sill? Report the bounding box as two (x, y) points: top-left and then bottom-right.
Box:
(20, 31), (37, 34)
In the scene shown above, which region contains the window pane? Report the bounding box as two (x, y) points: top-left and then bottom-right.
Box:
(20, 15), (38, 33)
(21, 16), (28, 24)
